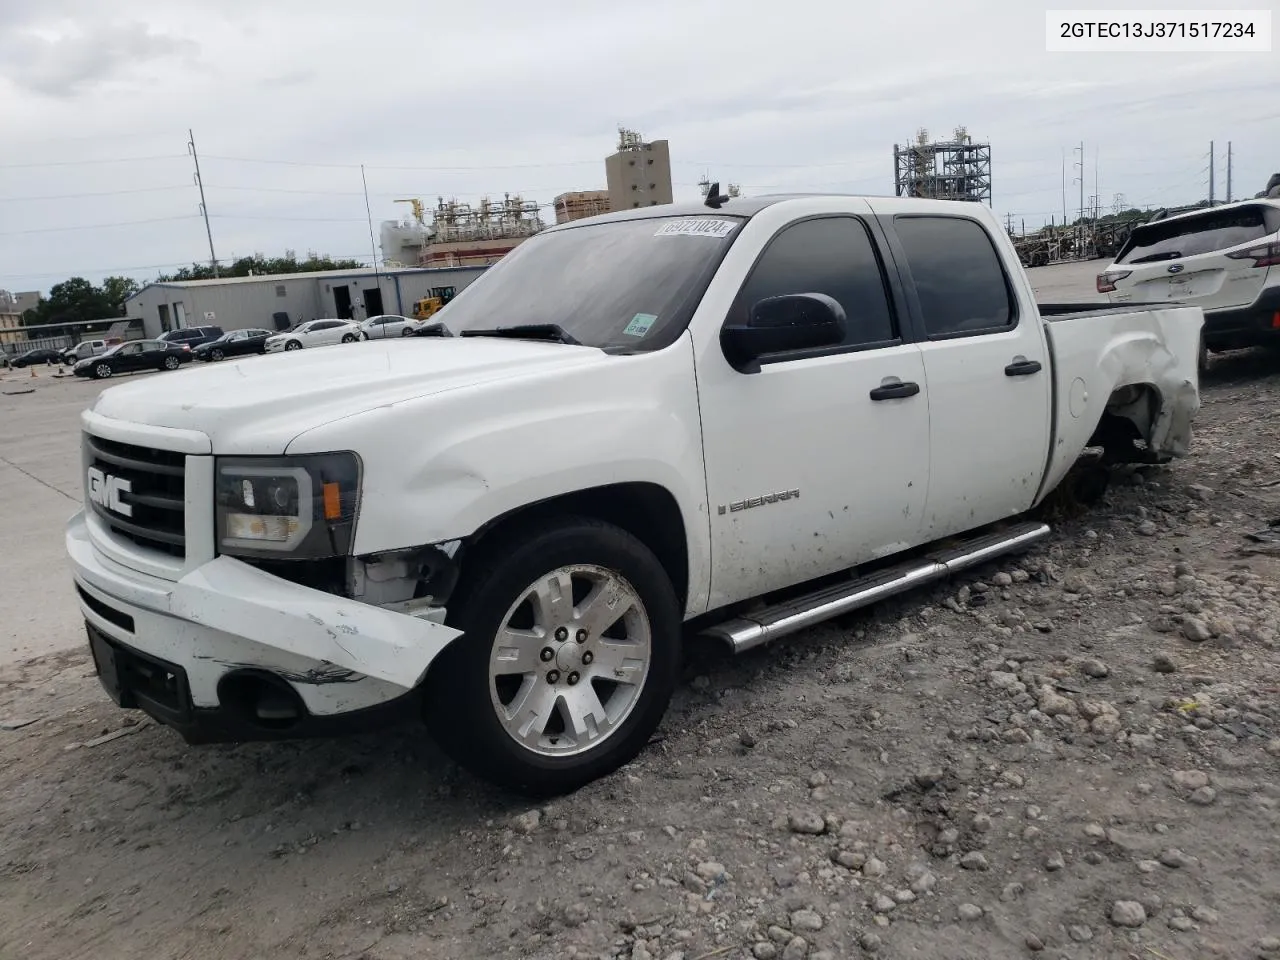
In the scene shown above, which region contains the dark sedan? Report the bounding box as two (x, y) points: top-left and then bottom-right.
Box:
(9, 348), (65, 368)
(73, 340), (193, 379)
(193, 328), (273, 362)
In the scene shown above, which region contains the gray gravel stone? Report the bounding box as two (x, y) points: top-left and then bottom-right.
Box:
(1182, 618), (1212, 642)
(1153, 653), (1180, 673)
(1110, 900), (1147, 928)
(1191, 906), (1219, 924)
(563, 902), (590, 926)
(752, 943), (778, 960)
(862, 856), (887, 878)
(1045, 852), (1065, 872)
(781, 936), (808, 960)
(960, 851), (990, 871)
(957, 903), (984, 921)
(1069, 925), (1094, 942)
(1081, 658), (1110, 678)
(1172, 770), (1210, 790)
(872, 894), (896, 913)
(512, 810), (542, 834)
(859, 932), (882, 953)
(788, 811), (826, 835)
(1025, 933), (1045, 951)
(790, 909), (823, 933)
(1191, 786), (1218, 806)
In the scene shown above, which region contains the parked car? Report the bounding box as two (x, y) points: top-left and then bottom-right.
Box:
(72, 339), (193, 378)
(61, 340), (115, 365)
(65, 194), (1203, 796)
(358, 314), (417, 339)
(10, 347), (66, 368)
(1098, 198), (1280, 371)
(193, 328), (273, 362)
(156, 325), (224, 350)
(264, 319), (360, 352)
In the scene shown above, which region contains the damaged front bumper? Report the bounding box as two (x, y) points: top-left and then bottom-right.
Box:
(66, 509), (463, 741)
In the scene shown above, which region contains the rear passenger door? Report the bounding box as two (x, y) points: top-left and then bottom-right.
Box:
(884, 211), (1052, 541)
(697, 211), (931, 607)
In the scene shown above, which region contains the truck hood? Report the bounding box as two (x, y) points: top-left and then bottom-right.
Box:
(88, 338), (608, 454)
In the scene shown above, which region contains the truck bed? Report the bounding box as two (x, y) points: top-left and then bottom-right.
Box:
(1035, 303), (1202, 504)
(1037, 301), (1181, 320)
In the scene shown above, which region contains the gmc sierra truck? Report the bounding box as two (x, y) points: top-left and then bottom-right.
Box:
(66, 192), (1203, 795)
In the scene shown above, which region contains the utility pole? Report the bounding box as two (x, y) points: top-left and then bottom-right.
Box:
(361, 164), (382, 317)
(188, 129), (219, 278)
(1226, 141), (1233, 202)
(1208, 140), (1215, 205)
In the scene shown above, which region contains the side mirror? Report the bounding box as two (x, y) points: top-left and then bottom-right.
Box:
(721, 292), (847, 372)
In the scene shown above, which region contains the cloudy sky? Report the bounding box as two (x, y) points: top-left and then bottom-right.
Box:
(1, 0), (1276, 294)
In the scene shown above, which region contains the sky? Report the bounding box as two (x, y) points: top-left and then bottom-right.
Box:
(1, 0), (1276, 295)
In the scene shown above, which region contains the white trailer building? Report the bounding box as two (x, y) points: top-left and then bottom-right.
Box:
(125, 265), (487, 339)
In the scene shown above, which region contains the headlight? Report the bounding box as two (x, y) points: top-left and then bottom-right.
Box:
(214, 453), (361, 558)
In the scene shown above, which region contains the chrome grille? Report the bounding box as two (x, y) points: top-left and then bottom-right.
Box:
(85, 434), (186, 558)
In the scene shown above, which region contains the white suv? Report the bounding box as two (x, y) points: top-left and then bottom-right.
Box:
(1097, 199), (1280, 369)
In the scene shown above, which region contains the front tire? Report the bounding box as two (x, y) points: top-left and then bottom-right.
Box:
(427, 517), (681, 796)
(93, 363), (112, 379)
(285, 340), (302, 351)
(401, 326), (414, 336)
(211, 348), (225, 361)
(341, 333), (358, 343)
(162, 355), (180, 370)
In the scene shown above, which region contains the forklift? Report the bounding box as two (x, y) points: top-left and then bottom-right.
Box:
(411, 286), (457, 321)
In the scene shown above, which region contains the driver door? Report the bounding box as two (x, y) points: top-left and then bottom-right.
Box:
(695, 211), (931, 609)
(114, 343), (146, 371)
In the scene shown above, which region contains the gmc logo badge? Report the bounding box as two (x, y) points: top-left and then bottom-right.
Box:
(87, 466), (132, 517)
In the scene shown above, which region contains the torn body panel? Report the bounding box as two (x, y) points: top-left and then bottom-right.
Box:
(67, 510), (464, 709)
(1035, 305), (1202, 505)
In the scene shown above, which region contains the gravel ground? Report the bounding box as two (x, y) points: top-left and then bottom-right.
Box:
(3, 348), (1280, 960)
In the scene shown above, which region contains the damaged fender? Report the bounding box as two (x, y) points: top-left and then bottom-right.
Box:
(170, 555), (463, 690)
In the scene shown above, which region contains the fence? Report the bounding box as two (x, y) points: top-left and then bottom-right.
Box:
(1, 334), (73, 360)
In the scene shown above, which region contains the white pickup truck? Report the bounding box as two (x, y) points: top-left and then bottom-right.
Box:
(65, 193), (1202, 795)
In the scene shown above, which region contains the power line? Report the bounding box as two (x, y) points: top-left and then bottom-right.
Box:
(0, 185), (194, 203)
(0, 215), (200, 236)
(0, 154), (189, 169)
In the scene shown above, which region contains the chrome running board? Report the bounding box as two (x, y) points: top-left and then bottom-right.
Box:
(701, 521), (1050, 653)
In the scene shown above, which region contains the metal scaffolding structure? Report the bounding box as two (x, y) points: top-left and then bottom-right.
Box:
(893, 127), (992, 204)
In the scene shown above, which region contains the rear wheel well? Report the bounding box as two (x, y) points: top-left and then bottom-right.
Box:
(1088, 383), (1165, 462)
(458, 482), (690, 610)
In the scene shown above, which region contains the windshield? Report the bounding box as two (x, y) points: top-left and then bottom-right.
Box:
(433, 214), (744, 350)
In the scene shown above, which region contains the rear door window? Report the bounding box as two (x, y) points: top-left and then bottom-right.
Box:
(1116, 204), (1280, 264)
(892, 216), (1016, 338)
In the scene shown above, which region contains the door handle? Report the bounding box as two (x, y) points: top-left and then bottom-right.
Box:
(1004, 359), (1042, 377)
(869, 381), (921, 401)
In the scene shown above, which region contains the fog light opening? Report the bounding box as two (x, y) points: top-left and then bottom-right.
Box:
(217, 670), (307, 731)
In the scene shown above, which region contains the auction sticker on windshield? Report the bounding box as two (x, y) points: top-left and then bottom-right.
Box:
(654, 218), (737, 238)
(623, 313), (658, 337)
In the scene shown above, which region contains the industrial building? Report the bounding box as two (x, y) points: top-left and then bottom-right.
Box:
(0, 290), (39, 346)
(893, 127), (993, 204)
(380, 128), (678, 262)
(604, 128), (674, 211)
(124, 264), (487, 339)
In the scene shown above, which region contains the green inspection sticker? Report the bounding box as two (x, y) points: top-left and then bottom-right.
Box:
(623, 313), (658, 337)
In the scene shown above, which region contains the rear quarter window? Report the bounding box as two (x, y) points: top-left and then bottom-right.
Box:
(892, 215), (1016, 338)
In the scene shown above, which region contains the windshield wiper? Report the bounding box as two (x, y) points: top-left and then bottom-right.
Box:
(460, 323), (581, 346)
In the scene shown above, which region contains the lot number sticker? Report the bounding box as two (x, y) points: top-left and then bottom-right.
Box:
(623, 313), (658, 337)
(654, 218), (736, 239)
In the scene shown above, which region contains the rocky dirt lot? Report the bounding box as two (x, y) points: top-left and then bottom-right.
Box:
(3, 350), (1280, 960)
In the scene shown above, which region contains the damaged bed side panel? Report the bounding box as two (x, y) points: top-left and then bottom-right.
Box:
(170, 555), (463, 690)
(1035, 305), (1203, 505)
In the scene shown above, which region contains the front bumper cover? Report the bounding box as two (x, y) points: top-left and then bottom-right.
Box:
(67, 509), (464, 693)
